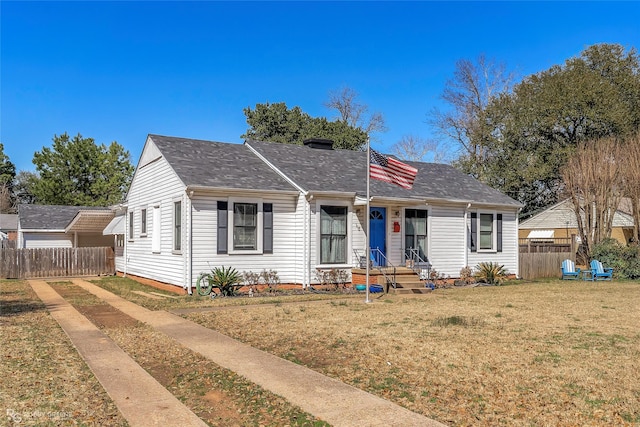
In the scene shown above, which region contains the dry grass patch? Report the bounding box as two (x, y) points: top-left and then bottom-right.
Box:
(92, 276), (356, 312)
(186, 281), (640, 426)
(0, 279), (127, 426)
(51, 281), (328, 427)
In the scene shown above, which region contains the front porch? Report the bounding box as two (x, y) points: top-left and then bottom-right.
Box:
(351, 266), (432, 295)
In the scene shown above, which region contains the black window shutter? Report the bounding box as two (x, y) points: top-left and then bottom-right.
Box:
(263, 203), (273, 254)
(497, 213), (503, 252)
(470, 212), (477, 252)
(217, 201), (228, 254)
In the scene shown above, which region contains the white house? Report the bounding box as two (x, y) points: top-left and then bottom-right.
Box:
(18, 204), (115, 249)
(120, 134), (522, 293)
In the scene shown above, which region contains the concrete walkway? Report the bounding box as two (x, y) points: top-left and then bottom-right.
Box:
(70, 278), (446, 427)
(29, 280), (208, 427)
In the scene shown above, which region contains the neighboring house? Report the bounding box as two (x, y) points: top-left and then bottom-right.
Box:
(0, 214), (18, 240)
(17, 204), (115, 248)
(121, 134), (522, 293)
(518, 198), (635, 245)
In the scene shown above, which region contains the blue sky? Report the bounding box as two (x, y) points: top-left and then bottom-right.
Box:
(2, 1), (639, 173)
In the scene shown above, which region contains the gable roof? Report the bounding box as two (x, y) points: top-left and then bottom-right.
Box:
(0, 214), (18, 232)
(247, 140), (522, 207)
(519, 198), (634, 229)
(18, 204), (111, 230)
(147, 135), (296, 192)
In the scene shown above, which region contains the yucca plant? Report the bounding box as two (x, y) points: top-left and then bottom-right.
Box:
(474, 262), (508, 285)
(211, 266), (242, 296)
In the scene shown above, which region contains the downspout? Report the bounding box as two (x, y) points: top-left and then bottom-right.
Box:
(123, 209), (128, 277)
(302, 194), (307, 288)
(186, 190), (194, 295)
(307, 194), (314, 288)
(516, 207), (522, 279)
(464, 203), (471, 268)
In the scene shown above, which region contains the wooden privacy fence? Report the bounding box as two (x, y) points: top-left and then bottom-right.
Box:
(519, 252), (575, 280)
(0, 247), (115, 279)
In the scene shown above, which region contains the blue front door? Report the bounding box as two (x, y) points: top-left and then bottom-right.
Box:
(370, 207), (386, 266)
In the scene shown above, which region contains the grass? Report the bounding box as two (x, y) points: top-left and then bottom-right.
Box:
(4, 279), (328, 427)
(8, 275), (640, 426)
(0, 279), (127, 426)
(182, 279), (640, 426)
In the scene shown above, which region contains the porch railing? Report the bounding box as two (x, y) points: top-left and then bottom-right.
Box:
(353, 248), (397, 290)
(404, 248), (431, 282)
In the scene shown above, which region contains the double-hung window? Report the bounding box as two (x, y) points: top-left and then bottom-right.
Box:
(233, 203), (258, 250)
(470, 212), (503, 252)
(141, 208), (147, 236)
(173, 201), (182, 252)
(128, 211), (134, 241)
(217, 199), (272, 254)
(320, 206), (347, 264)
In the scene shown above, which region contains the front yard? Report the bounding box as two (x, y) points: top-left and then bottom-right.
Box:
(2, 276), (639, 426)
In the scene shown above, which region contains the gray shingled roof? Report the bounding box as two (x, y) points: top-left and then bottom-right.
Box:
(148, 135), (296, 192)
(0, 214), (18, 232)
(247, 140), (522, 207)
(18, 205), (111, 230)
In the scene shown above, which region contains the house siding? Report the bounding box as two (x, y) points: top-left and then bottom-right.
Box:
(190, 193), (300, 287)
(468, 209), (519, 276)
(125, 151), (186, 287)
(429, 205), (466, 277)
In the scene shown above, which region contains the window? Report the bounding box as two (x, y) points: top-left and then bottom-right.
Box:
(479, 213), (493, 250)
(320, 206), (347, 264)
(233, 203), (257, 250)
(141, 208), (147, 236)
(173, 201), (181, 252)
(152, 206), (160, 253)
(470, 212), (503, 252)
(405, 209), (427, 259)
(128, 211), (134, 241)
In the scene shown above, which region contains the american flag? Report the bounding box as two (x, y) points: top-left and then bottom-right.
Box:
(369, 149), (418, 190)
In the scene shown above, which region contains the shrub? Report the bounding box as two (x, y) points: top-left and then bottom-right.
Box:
(260, 269), (280, 293)
(459, 266), (474, 285)
(474, 262), (508, 285)
(592, 239), (640, 279)
(211, 266), (242, 296)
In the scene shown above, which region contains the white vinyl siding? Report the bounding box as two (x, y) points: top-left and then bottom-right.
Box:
(124, 140), (186, 287)
(190, 192), (300, 287)
(468, 209), (518, 276)
(428, 205), (466, 275)
(151, 206), (161, 253)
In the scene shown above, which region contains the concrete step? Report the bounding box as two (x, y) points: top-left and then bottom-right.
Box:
(392, 287), (433, 295)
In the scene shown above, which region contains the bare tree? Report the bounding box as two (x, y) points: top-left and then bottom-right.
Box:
(325, 86), (387, 136)
(391, 135), (447, 163)
(562, 137), (624, 258)
(0, 183), (13, 213)
(429, 54), (515, 179)
(620, 131), (640, 243)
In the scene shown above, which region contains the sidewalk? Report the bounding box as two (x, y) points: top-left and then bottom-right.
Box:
(29, 280), (208, 427)
(70, 278), (446, 427)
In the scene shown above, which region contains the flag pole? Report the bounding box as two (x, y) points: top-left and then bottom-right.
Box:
(365, 136), (371, 303)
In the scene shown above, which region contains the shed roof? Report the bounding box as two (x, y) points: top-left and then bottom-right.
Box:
(147, 135), (296, 192)
(247, 140), (522, 207)
(0, 214), (18, 232)
(18, 204), (112, 230)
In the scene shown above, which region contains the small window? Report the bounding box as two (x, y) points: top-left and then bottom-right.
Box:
(233, 203), (257, 250)
(141, 208), (147, 236)
(129, 211), (134, 241)
(320, 205), (347, 264)
(174, 201), (182, 252)
(479, 213), (494, 250)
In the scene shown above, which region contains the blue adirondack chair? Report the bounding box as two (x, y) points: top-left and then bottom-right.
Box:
(561, 259), (580, 280)
(590, 260), (613, 281)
